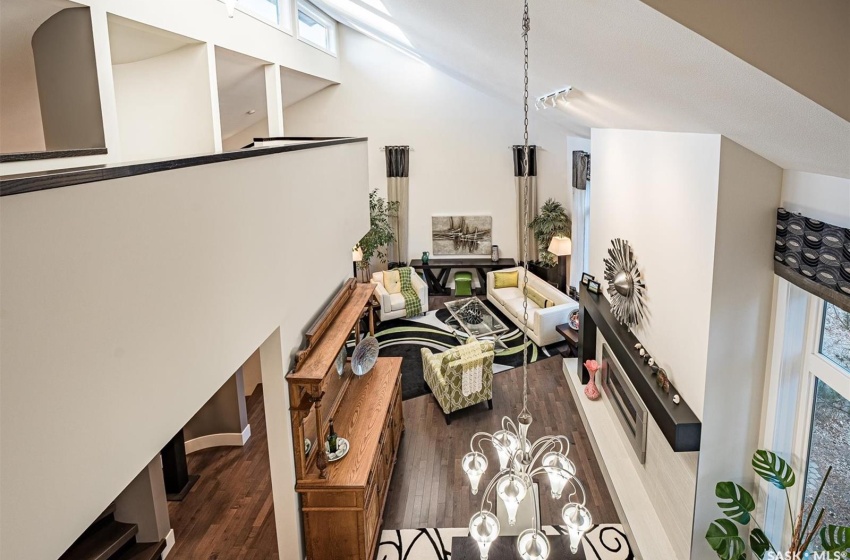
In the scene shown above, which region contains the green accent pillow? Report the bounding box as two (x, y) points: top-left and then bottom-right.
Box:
(493, 270), (519, 289)
(527, 287), (550, 308)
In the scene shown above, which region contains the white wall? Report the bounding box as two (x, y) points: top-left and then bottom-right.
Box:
(589, 129), (783, 559)
(284, 26), (574, 262)
(32, 7), (105, 150)
(694, 137), (782, 558)
(781, 170), (850, 229)
(589, 129), (722, 419)
(0, 142), (370, 560)
(113, 43), (217, 162)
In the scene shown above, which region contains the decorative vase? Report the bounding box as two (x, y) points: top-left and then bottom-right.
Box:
(583, 359), (601, 401)
(421, 251), (430, 264)
(491, 244), (500, 262)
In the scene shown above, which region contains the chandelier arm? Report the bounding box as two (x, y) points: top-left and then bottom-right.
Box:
(528, 437), (559, 467)
(478, 471), (510, 514)
(565, 475), (589, 507)
(502, 416), (519, 435)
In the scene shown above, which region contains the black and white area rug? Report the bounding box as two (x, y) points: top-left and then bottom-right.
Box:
(376, 525), (634, 560)
(347, 300), (564, 400)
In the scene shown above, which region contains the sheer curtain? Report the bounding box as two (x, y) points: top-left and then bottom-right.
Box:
(571, 150), (591, 289)
(513, 145), (538, 262)
(385, 146), (410, 267)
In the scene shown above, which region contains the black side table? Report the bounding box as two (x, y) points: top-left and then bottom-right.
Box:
(556, 323), (579, 358)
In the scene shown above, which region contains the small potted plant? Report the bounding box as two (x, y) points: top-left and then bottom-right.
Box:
(356, 189), (399, 278)
(706, 449), (848, 559)
(528, 198), (571, 284)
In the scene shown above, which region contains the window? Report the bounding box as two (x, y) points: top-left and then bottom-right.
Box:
(820, 302), (850, 372)
(221, 0), (292, 33)
(297, 1), (336, 53)
(802, 378), (850, 529)
(761, 288), (850, 550)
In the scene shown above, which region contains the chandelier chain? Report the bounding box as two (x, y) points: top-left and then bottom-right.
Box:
(520, 0), (531, 414)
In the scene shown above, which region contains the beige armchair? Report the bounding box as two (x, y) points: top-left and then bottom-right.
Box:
(422, 338), (494, 424)
(371, 267), (429, 321)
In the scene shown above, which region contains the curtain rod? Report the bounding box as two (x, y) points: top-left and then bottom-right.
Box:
(379, 147), (414, 151)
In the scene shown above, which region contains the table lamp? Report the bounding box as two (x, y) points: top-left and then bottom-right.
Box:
(547, 236), (572, 293)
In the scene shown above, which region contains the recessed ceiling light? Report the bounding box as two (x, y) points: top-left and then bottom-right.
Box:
(246, 109), (256, 115)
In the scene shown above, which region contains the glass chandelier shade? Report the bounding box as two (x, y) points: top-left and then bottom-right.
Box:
(469, 511), (500, 560)
(462, 452), (488, 495)
(496, 474), (528, 526)
(517, 528), (550, 560)
(541, 452), (575, 499)
(562, 503), (593, 554)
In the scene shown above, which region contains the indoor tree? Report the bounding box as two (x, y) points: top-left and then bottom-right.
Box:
(356, 188), (399, 277)
(706, 449), (849, 560)
(528, 198), (571, 267)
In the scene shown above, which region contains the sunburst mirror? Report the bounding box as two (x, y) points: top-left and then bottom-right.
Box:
(603, 238), (647, 328)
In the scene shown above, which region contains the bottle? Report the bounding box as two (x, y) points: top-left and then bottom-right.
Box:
(327, 419), (338, 454)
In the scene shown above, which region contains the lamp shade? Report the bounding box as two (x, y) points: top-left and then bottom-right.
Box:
(352, 246), (363, 262)
(548, 236), (572, 256)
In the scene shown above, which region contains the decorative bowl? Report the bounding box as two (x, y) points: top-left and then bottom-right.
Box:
(568, 309), (580, 331)
(352, 336), (379, 376)
(325, 437), (350, 462)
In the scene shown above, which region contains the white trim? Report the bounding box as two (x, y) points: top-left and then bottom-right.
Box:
(184, 424), (251, 454)
(296, 0), (338, 56)
(161, 528), (176, 559)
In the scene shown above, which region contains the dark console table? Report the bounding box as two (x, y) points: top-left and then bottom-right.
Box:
(410, 257), (517, 295)
(451, 535), (585, 559)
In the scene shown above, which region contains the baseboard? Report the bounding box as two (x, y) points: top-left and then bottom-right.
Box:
(185, 424), (251, 454)
(161, 528), (175, 559)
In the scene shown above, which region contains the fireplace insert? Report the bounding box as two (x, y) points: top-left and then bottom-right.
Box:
(602, 343), (648, 464)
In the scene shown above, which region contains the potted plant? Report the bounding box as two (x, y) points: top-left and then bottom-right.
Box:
(356, 189), (399, 278)
(706, 449), (849, 559)
(528, 198), (571, 283)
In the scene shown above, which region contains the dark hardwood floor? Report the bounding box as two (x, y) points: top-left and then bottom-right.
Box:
(167, 387), (278, 560)
(382, 355), (620, 529)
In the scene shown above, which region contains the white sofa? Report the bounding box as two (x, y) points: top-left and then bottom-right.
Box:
(371, 268), (429, 321)
(486, 266), (578, 347)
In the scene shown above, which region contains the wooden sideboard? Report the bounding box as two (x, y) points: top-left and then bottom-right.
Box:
(286, 279), (404, 560)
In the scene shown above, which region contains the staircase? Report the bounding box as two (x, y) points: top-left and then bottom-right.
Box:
(59, 504), (167, 560)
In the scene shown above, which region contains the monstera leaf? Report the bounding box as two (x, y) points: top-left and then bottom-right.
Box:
(706, 519), (746, 560)
(716, 481), (756, 524)
(749, 528), (772, 559)
(752, 450), (796, 489)
(820, 525), (850, 552)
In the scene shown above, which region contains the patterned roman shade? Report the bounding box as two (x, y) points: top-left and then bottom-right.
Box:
(775, 208), (850, 312)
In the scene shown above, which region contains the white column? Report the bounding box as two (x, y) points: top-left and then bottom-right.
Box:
(205, 43), (224, 153)
(88, 7), (122, 163)
(259, 327), (302, 558)
(265, 64), (285, 137)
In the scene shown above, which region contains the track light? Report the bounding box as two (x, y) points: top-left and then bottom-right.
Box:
(535, 86), (573, 110)
(225, 0), (239, 17)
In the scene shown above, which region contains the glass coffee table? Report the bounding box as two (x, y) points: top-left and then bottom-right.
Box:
(444, 297), (510, 349)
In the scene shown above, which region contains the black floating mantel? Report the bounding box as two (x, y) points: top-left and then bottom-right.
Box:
(578, 283), (702, 453)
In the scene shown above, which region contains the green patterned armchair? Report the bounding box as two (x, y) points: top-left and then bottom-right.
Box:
(422, 338), (495, 424)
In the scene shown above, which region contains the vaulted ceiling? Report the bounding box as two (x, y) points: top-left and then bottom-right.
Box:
(313, 0), (850, 178)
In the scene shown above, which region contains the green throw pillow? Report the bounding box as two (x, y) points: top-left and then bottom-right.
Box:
(493, 270), (519, 289)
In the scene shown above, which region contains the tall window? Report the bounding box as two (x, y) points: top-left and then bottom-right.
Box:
(803, 303), (850, 529)
(762, 289), (850, 550)
(297, 1), (336, 54)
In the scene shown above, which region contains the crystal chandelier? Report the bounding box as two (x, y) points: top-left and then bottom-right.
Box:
(461, 2), (592, 558)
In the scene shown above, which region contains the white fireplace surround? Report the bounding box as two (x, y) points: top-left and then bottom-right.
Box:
(563, 354), (698, 559)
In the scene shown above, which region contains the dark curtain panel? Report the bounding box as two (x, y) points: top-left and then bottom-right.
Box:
(512, 145), (537, 177)
(572, 150), (590, 190)
(775, 208), (850, 313)
(385, 146), (410, 177)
